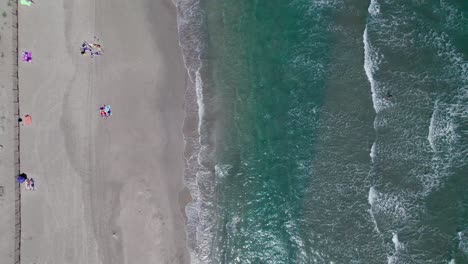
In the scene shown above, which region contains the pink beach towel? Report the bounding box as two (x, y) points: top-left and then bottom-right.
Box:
(21, 51), (32, 62)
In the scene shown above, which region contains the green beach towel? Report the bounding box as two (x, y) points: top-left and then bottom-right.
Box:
(20, 0), (31, 6)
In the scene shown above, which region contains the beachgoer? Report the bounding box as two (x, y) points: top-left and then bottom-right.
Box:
(25, 178), (31, 190)
(29, 178), (35, 191)
(385, 91), (393, 100)
(90, 51), (102, 58)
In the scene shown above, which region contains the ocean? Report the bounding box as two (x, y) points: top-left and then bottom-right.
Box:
(176, 0), (468, 263)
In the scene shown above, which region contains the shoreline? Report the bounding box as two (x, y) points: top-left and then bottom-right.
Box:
(175, 0), (207, 261)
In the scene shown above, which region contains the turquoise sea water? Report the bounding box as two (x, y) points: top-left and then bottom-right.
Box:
(177, 0), (468, 263)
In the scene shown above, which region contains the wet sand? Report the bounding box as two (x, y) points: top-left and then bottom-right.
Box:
(19, 0), (189, 263)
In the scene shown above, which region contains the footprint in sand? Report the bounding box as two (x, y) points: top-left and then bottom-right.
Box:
(0, 115), (6, 134)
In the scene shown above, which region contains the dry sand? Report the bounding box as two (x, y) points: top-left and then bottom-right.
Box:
(18, 0), (190, 263)
(0, 0), (19, 262)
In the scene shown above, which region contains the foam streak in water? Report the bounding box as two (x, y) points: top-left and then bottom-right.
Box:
(368, 187), (382, 235)
(370, 142), (376, 163)
(195, 70), (204, 143)
(427, 101), (437, 152)
(392, 232), (402, 252)
(387, 232), (404, 264)
(363, 26), (388, 114)
(363, 26), (378, 113)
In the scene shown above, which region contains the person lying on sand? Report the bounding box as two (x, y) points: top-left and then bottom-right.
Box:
(29, 178), (35, 191)
(92, 43), (102, 49)
(25, 178), (35, 191)
(25, 178), (31, 190)
(90, 51), (102, 58)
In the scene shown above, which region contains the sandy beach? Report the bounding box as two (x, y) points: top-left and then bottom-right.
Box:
(17, 0), (189, 263)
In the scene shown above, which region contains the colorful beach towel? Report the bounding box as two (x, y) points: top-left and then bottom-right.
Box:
(24, 115), (32, 125)
(20, 0), (32, 6)
(21, 51), (32, 62)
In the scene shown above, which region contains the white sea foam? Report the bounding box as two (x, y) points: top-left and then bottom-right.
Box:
(176, 0), (217, 261)
(363, 27), (385, 114)
(457, 231), (468, 254)
(427, 103), (437, 152)
(387, 256), (398, 264)
(440, 0), (466, 29)
(449, 259), (456, 264)
(368, 186), (377, 205)
(370, 142), (376, 163)
(284, 220), (309, 262)
(368, 187), (382, 235)
(368, 0), (380, 16)
(215, 164), (232, 178)
(364, 0), (468, 261)
(421, 100), (461, 194)
(368, 187), (412, 227)
(421, 28), (468, 93)
(310, 0), (343, 9)
(427, 101), (457, 152)
(416, 21), (468, 196)
(195, 70), (204, 137)
(363, 27), (377, 113)
(386, 232), (404, 264)
(392, 232), (403, 252)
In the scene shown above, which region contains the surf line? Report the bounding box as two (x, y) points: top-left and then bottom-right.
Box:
(363, 0), (386, 247)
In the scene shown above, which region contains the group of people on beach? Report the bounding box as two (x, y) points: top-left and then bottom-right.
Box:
(16, 33), (106, 192)
(16, 173), (35, 191)
(99, 104), (112, 118)
(80, 38), (103, 58)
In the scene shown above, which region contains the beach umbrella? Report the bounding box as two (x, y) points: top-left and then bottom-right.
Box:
(16, 173), (27, 183)
(20, 0), (32, 6)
